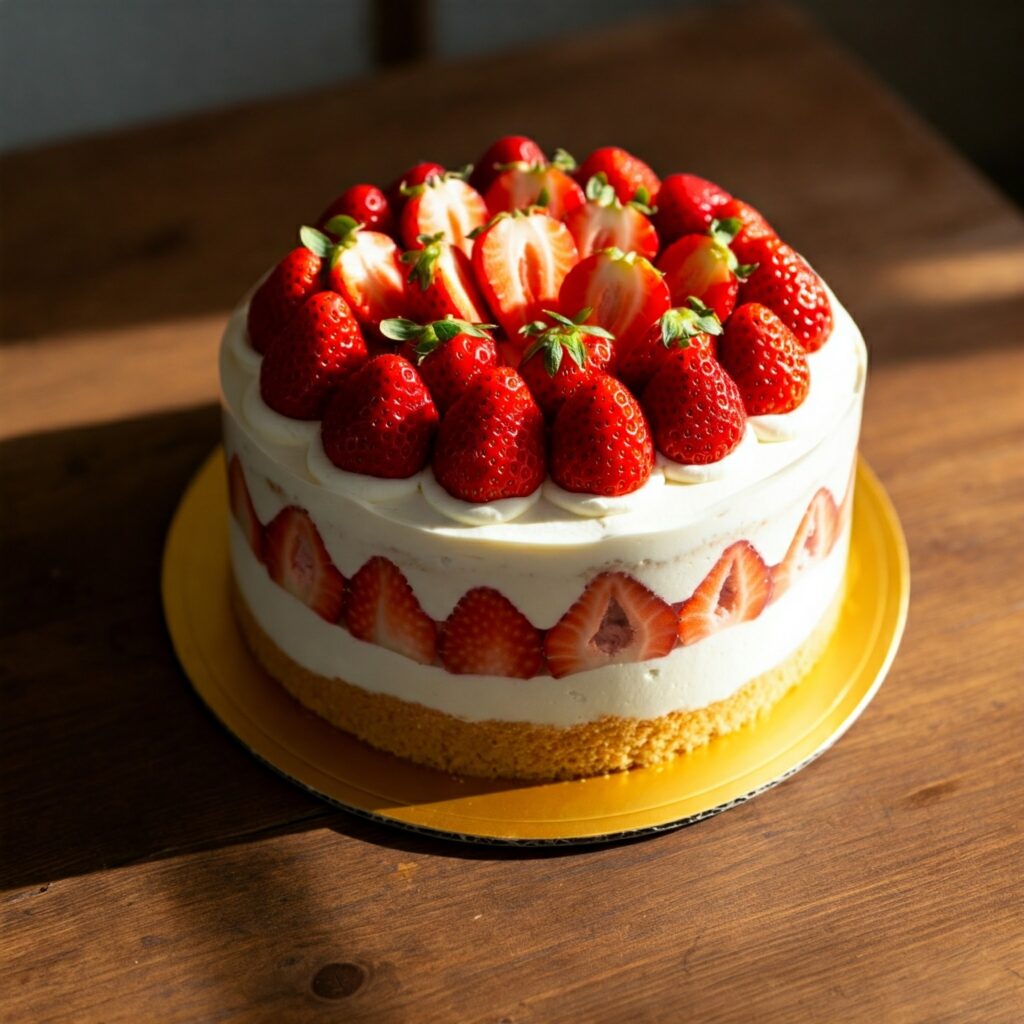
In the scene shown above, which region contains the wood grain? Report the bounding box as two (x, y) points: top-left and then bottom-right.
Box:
(2, 4), (1023, 1021)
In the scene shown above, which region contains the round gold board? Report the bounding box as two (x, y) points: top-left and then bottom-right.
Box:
(162, 448), (909, 845)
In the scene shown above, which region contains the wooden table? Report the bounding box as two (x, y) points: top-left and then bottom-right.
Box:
(3, 5), (1023, 1021)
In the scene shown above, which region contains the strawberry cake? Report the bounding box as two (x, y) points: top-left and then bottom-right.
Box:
(221, 138), (866, 780)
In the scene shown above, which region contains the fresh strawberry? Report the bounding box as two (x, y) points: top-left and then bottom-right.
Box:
(771, 489), (839, 599)
(345, 556), (437, 664)
(550, 374), (654, 496)
(246, 246), (324, 354)
(517, 308), (614, 417)
(302, 220), (407, 330)
(432, 366), (546, 502)
(677, 541), (772, 645)
(399, 172), (488, 256)
(320, 354), (438, 477)
(739, 239), (833, 352)
(656, 219), (755, 322)
(380, 316), (497, 413)
(655, 173), (733, 244)
(615, 298), (722, 393)
(469, 135), (547, 194)
(564, 175), (659, 260)
(264, 506), (345, 622)
(718, 303), (810, 415)
(401, 234), (490, 323)
(715, 198), (776, 265)
(484, 152), (585, 219)
(387, 160), (445, 210)
(643, 346), (746, 465)
(316, 184), (394, 236)
(439, 587), (544, 678)
(471, 210), (579, 341)
(228, 454), (264, 562)
(574, 146), (660, 204)
(544, 572), (677, 678)
(559, 247), (671, 355)
(259, 291), (368, 419)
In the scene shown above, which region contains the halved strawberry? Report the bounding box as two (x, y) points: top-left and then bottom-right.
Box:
(677, 541), (772, 645)
(469, 135), (547, 194)
(387, 161), (445, 211)
(399, 173), (488, 256)
(655, 172), (733, 244)
(264, 506), (345, 622)
(439, 587), (545, 678)
(715, 198), (776, 265)
(471, 210), (579, 341)
(574, 146), (661, 204)
(770, 489), (839, 600)
(228, 454), (264, 562)
(559, 247), (670, 355)
(401, 234), (490, 323)
(345, 556), (437, 665)
(484, 159), (585, 219)
(246, 246), (324, 354)
(316, 184), (395, 237)
(564, 175), (659, 260)
(544, 573), (677, 678)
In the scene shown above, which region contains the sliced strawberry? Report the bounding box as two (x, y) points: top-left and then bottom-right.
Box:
(655, 172), (733, 244)
(716, 198), (776, 265)
(399, 173), (488, 256)
(564, 175), (659, 260)
(228, 454), (264, 562)
(771, 489), (839, 600)
(574, 146), (660, 204)
(439, 587), (545, 678)
(469, 134), (547, 194)
(264, 507), (345, 622)
(345, 556), (437, 664)
(544, 573), (677, 678)
(484, 162), (585, 220)
(316, 184), (395, 237)
(246, 246), (324, 355)
(387, 160), (445, 211)
(559, 247), (670, 355)
(677, 541), (772, 645)
(471, 210), (579, 341)
(401, 235), (490, 323)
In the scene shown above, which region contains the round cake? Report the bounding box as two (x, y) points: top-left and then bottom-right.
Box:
(221, 138), (867, 780)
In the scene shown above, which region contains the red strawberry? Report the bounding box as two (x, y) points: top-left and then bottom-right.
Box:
(471, 210), (579, 341)
(739, 239), (833, 352)
(259, 291), (368, 419)
(771, 489), (839, 599)
(484, 158), (585, 219)
(718, 303), (810, 415)
(715, 198), (776, 265)
(559, 247), (671, 355)
(246, 246), (324, 355)
(345, 556), (437, 665)
(551, 374), (654, 496)
(387, 160), (445, 210)
(301, 221), (407, 331)
(643, 346), (746, 465)
(615, 298), (723, 394)
(228, 454), (264, 562)
(316, 184), (394, 236)
(544, 573), (677, 678)
(656, 219), (755, 322)
(380, 316), (498, 413)
(399, 173), (488, 256)
(677, 541), (772, 645)
(321, 354), (438, 477)
(564, 175), (659, 260)
(517, 308), (614, 417)
(469, 134), (547, 194)
(401, 234), (490, 323)
(655, 173), (733, 244)
(432, 367), (546, 502)
(574, 146), (660, 204)
(264, 506), (345, 622)
(439, 587), (545, 678)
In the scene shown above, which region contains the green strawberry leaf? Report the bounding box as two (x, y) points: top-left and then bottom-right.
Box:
(380, 317), (425, 342)
(299, 225), (334, 258)
(551, 148), (577, 172)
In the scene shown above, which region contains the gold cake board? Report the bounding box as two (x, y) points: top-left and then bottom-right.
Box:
(162, 449), (909, 845)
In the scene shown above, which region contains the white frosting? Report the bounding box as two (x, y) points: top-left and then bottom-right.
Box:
(306, 434), (424, 502)
(242, 379), (319, 447)
(420, 469), (542, 525)
(543, 469), (666, 517)
(657, 424), (760, 483)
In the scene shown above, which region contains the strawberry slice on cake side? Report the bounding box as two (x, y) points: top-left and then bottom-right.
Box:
(264, 507), (346, 624)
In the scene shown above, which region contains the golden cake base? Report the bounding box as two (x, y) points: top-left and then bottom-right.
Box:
(162, 449), (908, 844)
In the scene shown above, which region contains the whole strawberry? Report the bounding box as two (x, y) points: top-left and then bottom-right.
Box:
(517, 308), (614, 418)
(321, 354), (438, 477)
(259, 291), (368, 419)
(551, 373), (654, 496)
(401, 233), (490, 323)
(316, 183), (395, 236)
(643, 346), (746, 464)
(574, 146), (661, 204)
(715, 197), (776, 265)
(655, 173), (732, 244)
(380, 315), (498, 413)
(469, 134), (547, 195)
(247, 246), (324, 354)
(433, 367), (546, 502)
(739, 239), (833, 351)
(717, 302), (809, 415)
